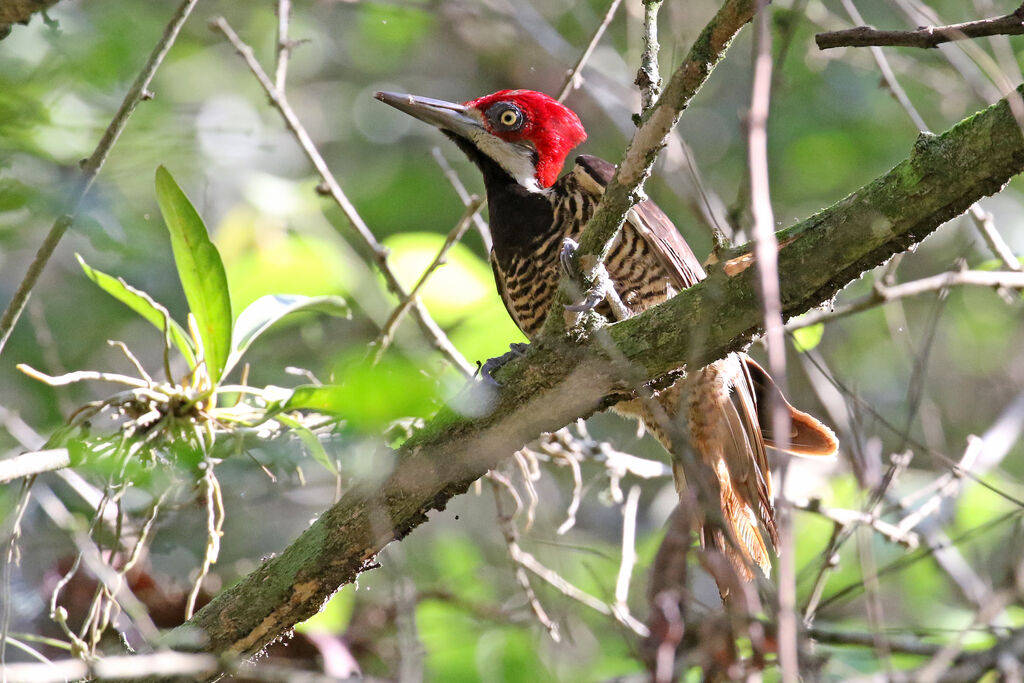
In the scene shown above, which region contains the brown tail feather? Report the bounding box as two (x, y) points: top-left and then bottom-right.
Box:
(619, 353), (837, 597)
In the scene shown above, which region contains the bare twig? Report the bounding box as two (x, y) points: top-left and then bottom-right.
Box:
(612, 485), (646, 634)
(489, 479), (560, 642)
(816, 4), (1024, 50)
(274, 0), (291, 92)
(808, 626), (942, 656)
(0, 0), (200, 358)
(746, 1), (801, 677)
(838, 0), (929, 132)
(431, 148), (492, 250)
(0, 449), (71, 484)
(793, 497), (920, 548)
(970, 204), (1021, 271)
(557, 0), (624, 102)
(185, 466), (224, 620)
(635, 0), (664, 111)
(211, 17), (476, 378)
(371, 196), (484, 361)
(787, 269), (1024, 330)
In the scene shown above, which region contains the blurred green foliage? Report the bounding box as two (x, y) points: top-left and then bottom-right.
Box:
(2, 0), (1024, 679)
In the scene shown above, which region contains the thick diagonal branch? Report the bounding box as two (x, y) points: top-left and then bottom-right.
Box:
(166, 84), (1024, 663)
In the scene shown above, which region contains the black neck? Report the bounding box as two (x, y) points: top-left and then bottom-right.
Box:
(446, 134), (555, 262)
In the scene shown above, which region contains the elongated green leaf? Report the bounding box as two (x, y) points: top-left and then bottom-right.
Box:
(76, 253), (196, 368)
(225, 294), (350, 377)
(277, 413), (338, 475)
(155, 166), (232, 383)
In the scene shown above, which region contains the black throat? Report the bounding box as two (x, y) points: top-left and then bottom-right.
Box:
(445, 133), (556, 265)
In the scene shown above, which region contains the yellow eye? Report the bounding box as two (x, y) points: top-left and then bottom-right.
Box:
(499, 109), (519, 127)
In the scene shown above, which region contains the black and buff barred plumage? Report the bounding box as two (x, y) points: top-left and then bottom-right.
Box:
(377, 88), (839, 590)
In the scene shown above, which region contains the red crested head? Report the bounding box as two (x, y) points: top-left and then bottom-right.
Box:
(462, 90), (587, 189)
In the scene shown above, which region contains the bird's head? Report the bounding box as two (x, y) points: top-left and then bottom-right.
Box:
(375, 89), (587, 193)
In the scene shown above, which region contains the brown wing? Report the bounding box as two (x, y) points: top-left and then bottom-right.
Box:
(575, 154), (780, 561)
(575, 154), (705, 290)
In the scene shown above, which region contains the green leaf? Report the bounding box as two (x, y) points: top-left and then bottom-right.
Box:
(280, 356), (439, 432)
(277, 414), (338, 475)
(76, 253), (196, 368)
(791, 321), (825, 352)
(225, 294), (350, 377)
(155, 166), (232, 383)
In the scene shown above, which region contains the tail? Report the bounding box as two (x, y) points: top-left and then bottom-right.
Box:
(628, 353), (838, 594)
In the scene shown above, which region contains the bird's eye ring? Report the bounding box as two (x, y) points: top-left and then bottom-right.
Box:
(500, 109), (519, 126)
(488, 103), (523, 131)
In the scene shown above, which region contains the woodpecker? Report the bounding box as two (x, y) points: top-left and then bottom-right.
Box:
(376, 89), (838, 587)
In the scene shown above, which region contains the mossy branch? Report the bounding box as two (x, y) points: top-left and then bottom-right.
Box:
(169, 83), (1024, 666)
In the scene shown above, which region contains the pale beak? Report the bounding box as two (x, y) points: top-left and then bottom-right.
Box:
(375, 91), (485, 140)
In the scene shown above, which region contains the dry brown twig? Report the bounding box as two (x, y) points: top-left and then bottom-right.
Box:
(816, 3), (1024, 50)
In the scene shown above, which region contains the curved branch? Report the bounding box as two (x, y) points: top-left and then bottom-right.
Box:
(167, 83), (1024, 662)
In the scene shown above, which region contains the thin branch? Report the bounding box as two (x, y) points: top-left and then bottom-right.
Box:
(557, 0), (624, 102)
(490, 480), (560, 642)
(787, 269), (1024, 330)
(816, 4), (1024, 50)
(0, 0), (200, 358)
(635, 0), (664, 111)
(612, 485), (645, 634)
(371, 196), (484, 361)
(274, 0), (291, 92)
(793, 497), (920, 548)
(747, 2), (799, 678)
(0, 449), (71, 484)
(838, 0), (929, 132)
(970, 204), (1021, 271)
(211, 17), (476, 378)
(431, 147), (492, 251)
(808, 626), (942, 656)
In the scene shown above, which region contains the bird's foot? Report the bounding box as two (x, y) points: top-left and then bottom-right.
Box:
(478, 342), (530, 386)
(559, 237), (580, 278)
(561, 237), (605, 313)
(561, 238), (630, 319)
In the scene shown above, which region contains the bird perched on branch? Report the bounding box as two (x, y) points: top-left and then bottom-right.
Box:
(376, 88), (838, 589)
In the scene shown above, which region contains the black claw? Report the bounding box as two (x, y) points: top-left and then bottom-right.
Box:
(479, 342), (530, 386)
(560, 237), (580, 277)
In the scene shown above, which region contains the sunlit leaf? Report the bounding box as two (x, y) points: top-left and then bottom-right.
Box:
(791, 321), (824, 352)
(296, 588), (354, 635)
(281, 356), (439, 431)
(225, 294), (351, 377)
(155, 166), (232, 383)
(76, 253), (196, 368)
